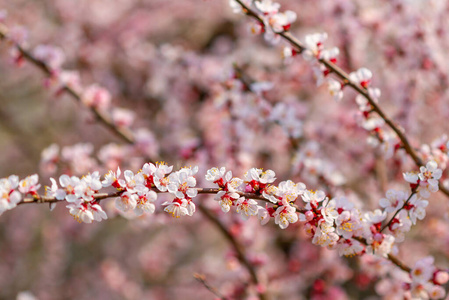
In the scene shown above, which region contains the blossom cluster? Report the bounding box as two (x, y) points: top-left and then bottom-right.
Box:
(230, 0), (297, 44)
(206, 166), (303, 229)
(0, 174), (40, 215)
(46, 172), (107, 223)
(206, 160), (441, 260)
(205, 157), (445, 298)
(225, 4), (449, 295)
(49, 162), (198, 222)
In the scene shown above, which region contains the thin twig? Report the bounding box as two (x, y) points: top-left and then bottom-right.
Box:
(381, 189), (417, 232)
(193, 273), (227, 300)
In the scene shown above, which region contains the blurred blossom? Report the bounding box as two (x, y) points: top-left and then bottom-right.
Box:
(16, 292), (38, 300)
(112, 107), (135, 128)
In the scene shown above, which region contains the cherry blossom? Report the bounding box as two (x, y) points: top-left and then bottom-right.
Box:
(1, 1), (449, 298)
(81, 84), (111, 111)
(0, 175), (21, 214)
(18, 174), (41, 196)
(33, 45), (65, 71)
(58, 175), (81, 203)
(301, 189), (326, 207)
(254, 0), (280, 15)
(162, 198), (190, 218)
(379, 189), (407, 213)
(387, 210), (412, 243)
(45, 178), (66, 201)
(406, 195), (429, 225)
(115, 191), (138, 212)
(327, 78), (343, 102)
(418, 161), (442, 190)
(167, 166), (198, 199)
(243, 168), (276, 194)
(66, 203), (95, 223)
(102, 167), (123, 189)
(134, 189), (157, 216)
(90, 202), (108, 222)
(269, 10), (296, 32)
(235, 197), (259, 220)
(349, 68), (373, 88)
(75, 172), (102, 202)
(273, 204), (298, 229)
(205, 167), (232, 188)
(302, 33), (328, 61)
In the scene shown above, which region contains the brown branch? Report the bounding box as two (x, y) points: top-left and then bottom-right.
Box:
(0, 24), (155, 164)
(18, 187), (306, 215)
(232, 0), (449, 198)
(198, 204), (268, 300)
(387, 253), (412, 273)
(353, 236), (411, 273)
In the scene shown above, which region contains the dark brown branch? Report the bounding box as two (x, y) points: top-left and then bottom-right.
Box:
(387, 253), (411, 273)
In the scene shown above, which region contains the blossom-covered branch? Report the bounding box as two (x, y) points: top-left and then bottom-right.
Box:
(231, 0), (449, 198)
(0, 24), (156, 164)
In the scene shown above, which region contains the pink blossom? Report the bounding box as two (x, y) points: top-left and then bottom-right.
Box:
(82, 84), (111, 111)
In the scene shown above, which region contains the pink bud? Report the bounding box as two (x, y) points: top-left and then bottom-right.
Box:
(82, 85), (111, 111)
(434, 271), (449, 285)
(373, 233), (383, 242)
(256, 283), (266, 294)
